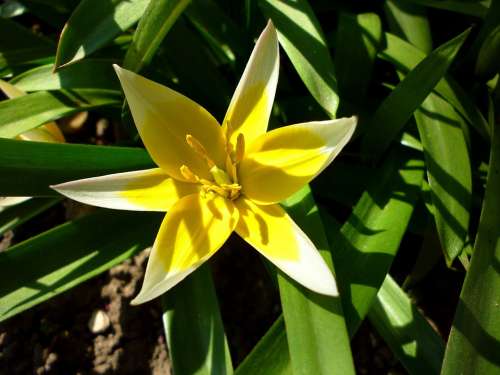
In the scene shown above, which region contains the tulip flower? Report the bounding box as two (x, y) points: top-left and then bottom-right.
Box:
(52, 21), (357, 304)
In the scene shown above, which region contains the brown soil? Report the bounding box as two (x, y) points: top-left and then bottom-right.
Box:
(0, 250), (170, 375)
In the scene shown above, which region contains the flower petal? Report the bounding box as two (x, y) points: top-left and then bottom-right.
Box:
(114, 65), (227, 181)
(0, 197), (31, 207)
(132, 193), (238, 304)
(235, 198), (337, 296)
(51, 168), (198, 211)
(223, 20), (279, 148)
(18, 123), (65, 143)
(239, 116), (357, 204)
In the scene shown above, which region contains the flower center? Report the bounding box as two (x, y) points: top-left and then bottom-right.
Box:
(179, 132), (244, 200)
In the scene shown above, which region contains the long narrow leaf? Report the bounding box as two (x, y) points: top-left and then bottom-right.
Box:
(362, 28), (470, 159)
(335, 12), (382, 105)
(368, 276), (445, 375)
(235, 317), (291, 375)
(123, 0), (191, 72)
(259, 0), (340, 118)
(279, 186), (355, 375)
(0, 210), (161, 322)
(55, 0), (150, 68)
(0, 139), (153, 196)
(0, 89), (121, 138)
(379, 32), (489, 140)
(415, 93), (472, 264)
(0, 198), (61, 235)
(0, 18), (54, 73)
(441, 102), (500, 374)
(325, 148), (424, 334)
(162, 265), (233, 375)
(398, 0), (489, 18)
(11, 59), (120, 91)
(384, 0), (432, 53)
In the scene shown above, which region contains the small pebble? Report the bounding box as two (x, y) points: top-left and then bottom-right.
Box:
(88, 309), (110, 334)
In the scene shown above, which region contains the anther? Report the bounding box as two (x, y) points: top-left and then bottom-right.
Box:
(180, 165), (199, 183)
(186, 134), (215, 169)
(235, 133), (245, 163)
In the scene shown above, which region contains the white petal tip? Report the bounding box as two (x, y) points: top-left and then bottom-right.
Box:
(130, 296), (146, 305)
(304, 276), (338, 297)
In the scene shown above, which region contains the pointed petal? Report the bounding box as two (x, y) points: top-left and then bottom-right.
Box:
(0, 197), (31, 207)
(51, 168), (198, 212)
(114, 65), (227, 181)
(18, 123), (65, 143)
(132, 193), (238, 304)
(239, 116), (357, 204)
(223, 20), (279, 148)
(235, 198), (337, 296)
(0, 79), (25, 98)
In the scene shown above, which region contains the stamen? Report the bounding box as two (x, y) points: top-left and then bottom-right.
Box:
(180, 165), (199, 183)
(224, 120), (233, 141)
(235, 133), (245, 163)
(186, 134), (215, 169)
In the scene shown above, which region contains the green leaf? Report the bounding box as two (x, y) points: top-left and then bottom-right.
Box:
(11, 59), (120, 91)
(185, 0), (247, 67)
(0, 198), (61, 235)
(162, 265), (233, 375)
(397, 0), (489, 18)
(324, 148), (425, 334)
(414, 93), (472, 264)
(0, 89), (121, 138)
(0, 18), (55, 73)
(335, 12), (382, 105)
(0, 1), (27, 19)
(368, 276), (445, 374)
(19, 0), (70, 28)
(379, 32), (490, 140)
(123, 0), (191, 72)
(0, 138), (153, 196)
(384, 0), (432, 53)
(259, 0), (339, 118)
(54, 0), (150, 69)
(441, 99), (500, 374)
(234, 317), (291, 375)
(0, 210), (161, 322)
(475, 24), (500, 79)
(362, 28), (470, 158)
(279, 186), (355, 375)
(466, 0), (500, 68)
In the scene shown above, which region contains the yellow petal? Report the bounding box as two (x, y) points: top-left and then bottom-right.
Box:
(114, 65), (227, 181)
(132, 193), (238, 304)
(223, 20), (279, 148)
(51, 168), (198, 211)
(235, 198), (337, 296)
(18, 123), (65, 143)
(0, 79), (25, 98)
(239, 116), (357, 204)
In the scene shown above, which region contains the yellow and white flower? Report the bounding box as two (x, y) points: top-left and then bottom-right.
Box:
(52, 21), (356, 304)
